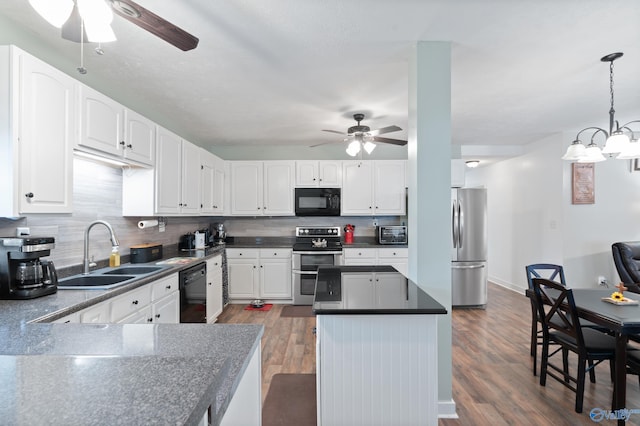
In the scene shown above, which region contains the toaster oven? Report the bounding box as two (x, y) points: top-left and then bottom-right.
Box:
(377, 226), (408, 245)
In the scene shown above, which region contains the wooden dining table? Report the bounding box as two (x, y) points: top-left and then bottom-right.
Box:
(529, 288), (640, 426)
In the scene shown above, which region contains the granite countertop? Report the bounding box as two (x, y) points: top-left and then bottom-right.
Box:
(0, 323), (263, 426)
(312, 265), (446, 315)
(224, 236), (296, 248)
(0, 245), (261, 426)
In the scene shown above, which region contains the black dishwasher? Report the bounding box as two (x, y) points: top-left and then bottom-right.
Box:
(179, 262), (206, 323)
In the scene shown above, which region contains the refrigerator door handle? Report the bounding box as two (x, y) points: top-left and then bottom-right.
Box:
(452, 264), (485, 270)
(452, 199), (458, 248)
(457, 200), (463, 248)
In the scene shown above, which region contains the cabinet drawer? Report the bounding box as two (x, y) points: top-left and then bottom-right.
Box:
(151, 273), (179, 301)
(259, 248), (292, 258)
(226, 249), (259, 259)
(343, 248), (377, 260)
(110, 286), (151, 322)
(377, 248), (408, 259)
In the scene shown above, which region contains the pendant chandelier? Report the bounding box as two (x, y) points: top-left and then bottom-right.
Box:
(562, 52), (640, 163)
(345, 134), (376, 157)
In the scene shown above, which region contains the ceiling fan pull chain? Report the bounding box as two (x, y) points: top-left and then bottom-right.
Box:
(77, 19), (87, 74)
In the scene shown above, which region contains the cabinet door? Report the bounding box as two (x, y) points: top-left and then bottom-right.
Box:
(259, 249), (292, 299)
(263, 161), (294, 215)
(118, 306), (153, 324)
(206, 255), (224, 323)
(152, 293), (180, 324)
(343, 248), (376, 265)
(377, 248), (408, 276)
(18, 51), (74, 214)
(375, 273), (407, 308)
(228, 257), (259, 299)
(342, 274), (375, 309)
(295, 161), (319, 187)
(155, 127), (182, 214)
(181, 141), (201, 214)
(318, 161), (342, 187)
(341, 161), (374, 215)
(79, 302), (110, 323)
(230, 162), (263, 215)
(373, 161), (406, 215)
(212, 157), (225, 214)
(79, 84), (122, 156)
(123, 109), (155, 166)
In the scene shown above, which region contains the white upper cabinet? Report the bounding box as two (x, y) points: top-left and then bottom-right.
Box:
(341, 160), (406, 216)
(201, 148), (225, 215)
(0, 45), (74, 216)
(122, 126), (201, 216)
(230, 161), (294, 216)
(78, 84), (154, 166)
(295, 161), (342, 187)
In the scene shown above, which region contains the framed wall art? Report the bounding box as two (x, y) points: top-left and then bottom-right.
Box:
(572, 162), (595, 204)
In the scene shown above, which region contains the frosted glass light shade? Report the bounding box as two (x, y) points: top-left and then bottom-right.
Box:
(602, 131), (630, 154)
(84, 20), (117, 42)
(29, 0), (74, 28)
(578, 144), (606, 163)
(346, 140), (361, 157)
(78, 0), (116, 42)
(616, 140), (640, 159)
(561, 141), (586, 161)
(363, 141), (376, 154)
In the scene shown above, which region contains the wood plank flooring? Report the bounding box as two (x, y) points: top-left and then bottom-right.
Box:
(216, 284), (640, 425)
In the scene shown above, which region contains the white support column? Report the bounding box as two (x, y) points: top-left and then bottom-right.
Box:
(407, 41), (456, 417)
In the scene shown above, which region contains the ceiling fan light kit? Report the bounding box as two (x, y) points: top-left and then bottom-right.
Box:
(321, 113), (407, 157)
(562, 52), (640, 163)
(29, 0), (199, 51)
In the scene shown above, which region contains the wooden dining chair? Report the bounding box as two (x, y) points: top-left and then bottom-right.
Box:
(532, 278), (617, 413)
(525, 264), (566, 376)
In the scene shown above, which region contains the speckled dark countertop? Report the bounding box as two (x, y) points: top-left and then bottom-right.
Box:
(0, 244), (262, 426)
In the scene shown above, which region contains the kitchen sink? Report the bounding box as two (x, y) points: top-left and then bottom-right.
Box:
(102, 266), (165, 275)
(57, 275), (135, 289)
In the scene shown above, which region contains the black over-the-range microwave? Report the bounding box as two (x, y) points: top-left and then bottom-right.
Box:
(294, 188), (341, 216)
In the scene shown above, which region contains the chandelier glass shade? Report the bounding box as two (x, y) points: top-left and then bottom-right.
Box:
(562, 52), (640, 162)
(29, 0), (117, 43)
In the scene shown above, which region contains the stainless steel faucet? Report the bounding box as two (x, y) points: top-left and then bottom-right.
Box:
(83, 220), (120, 275)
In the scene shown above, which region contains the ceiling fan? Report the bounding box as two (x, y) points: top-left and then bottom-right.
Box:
(29, 0), (199, 51)
(318, 113), (407, 156)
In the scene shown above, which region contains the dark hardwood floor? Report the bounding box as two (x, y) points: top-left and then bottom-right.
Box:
(216, 284), (640, 425)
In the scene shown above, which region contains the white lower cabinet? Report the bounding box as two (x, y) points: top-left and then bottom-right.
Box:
(341, 272), (407, 309)
(227, 248), (292, 301)
(206, 254), (223, 323)
(70, 273), (180, 325)
(343, 247), (408, 276)
(220, 344), (262, 426)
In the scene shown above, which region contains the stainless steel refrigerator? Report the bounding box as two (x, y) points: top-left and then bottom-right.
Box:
(451, 187), (487, 308)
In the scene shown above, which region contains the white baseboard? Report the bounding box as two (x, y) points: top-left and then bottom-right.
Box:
(438, 399), (458, 418)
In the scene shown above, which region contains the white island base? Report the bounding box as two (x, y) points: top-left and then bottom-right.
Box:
(316, 314), (438, 426)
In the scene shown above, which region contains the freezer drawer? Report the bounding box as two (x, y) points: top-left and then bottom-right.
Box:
(452, 261), (487, 307)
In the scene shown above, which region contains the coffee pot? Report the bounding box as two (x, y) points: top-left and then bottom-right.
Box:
(212, 223), (226, 243)
(0, 237), (58, 300)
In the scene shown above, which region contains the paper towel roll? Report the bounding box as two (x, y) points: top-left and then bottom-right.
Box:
(138, 220), (159, 229)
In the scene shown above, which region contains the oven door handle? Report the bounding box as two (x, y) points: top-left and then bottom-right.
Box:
(292, 270), (318, 276)
(292, 251), (344, 255)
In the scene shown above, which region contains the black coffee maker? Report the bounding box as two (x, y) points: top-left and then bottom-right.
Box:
(0, 237), (58, 300)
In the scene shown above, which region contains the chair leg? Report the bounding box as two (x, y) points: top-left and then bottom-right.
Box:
(562, 348), (570, 383)
(576, 356), (586, 413)
(588, 359), (596, 383)
(540, 340), (549, 386)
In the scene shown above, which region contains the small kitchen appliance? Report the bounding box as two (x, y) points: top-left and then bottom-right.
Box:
(294, 188), (341, 216)
(377, 225), (408, 245)
(179, 233), (198, 251)
(212, 223), (226, 243)
(0, 237), (58, 300)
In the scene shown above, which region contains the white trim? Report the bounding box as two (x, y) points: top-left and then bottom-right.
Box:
(438, 399), (458, 418)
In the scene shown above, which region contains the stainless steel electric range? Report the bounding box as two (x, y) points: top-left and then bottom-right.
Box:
(292, 226), (343, 305)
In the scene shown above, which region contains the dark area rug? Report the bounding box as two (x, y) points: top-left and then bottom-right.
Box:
(263, 373), (316, 426)
(280, 305), (315, 317)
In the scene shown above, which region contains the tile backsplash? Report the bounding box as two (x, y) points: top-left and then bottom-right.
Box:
(0, 158), (405, 269)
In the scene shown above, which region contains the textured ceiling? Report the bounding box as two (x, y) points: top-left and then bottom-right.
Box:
(0, 0), (639, 162)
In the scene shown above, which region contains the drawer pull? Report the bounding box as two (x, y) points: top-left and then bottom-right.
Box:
(132, 300), (139, 305)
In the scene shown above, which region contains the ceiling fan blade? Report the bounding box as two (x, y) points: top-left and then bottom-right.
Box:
(373, 136), (407, 146)
(322, 129), (347, 135)
(109, 0), (199, 51)
(368, 125), (402, 136)
(310, 141), (342, 148)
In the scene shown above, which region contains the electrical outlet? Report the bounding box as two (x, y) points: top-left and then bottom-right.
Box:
(598, 276), (608, 287)
(16, 227), (30, 237)
(373, 219), (378, 227)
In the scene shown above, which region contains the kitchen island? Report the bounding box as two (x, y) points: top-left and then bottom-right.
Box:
(313, 265), (446, 426)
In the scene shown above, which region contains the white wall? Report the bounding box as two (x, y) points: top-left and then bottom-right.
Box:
(466, 132), (640, 291)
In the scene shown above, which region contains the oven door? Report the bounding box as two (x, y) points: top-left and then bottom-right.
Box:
(292, 251), (343, 305)
(292, 270), (318, 305)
